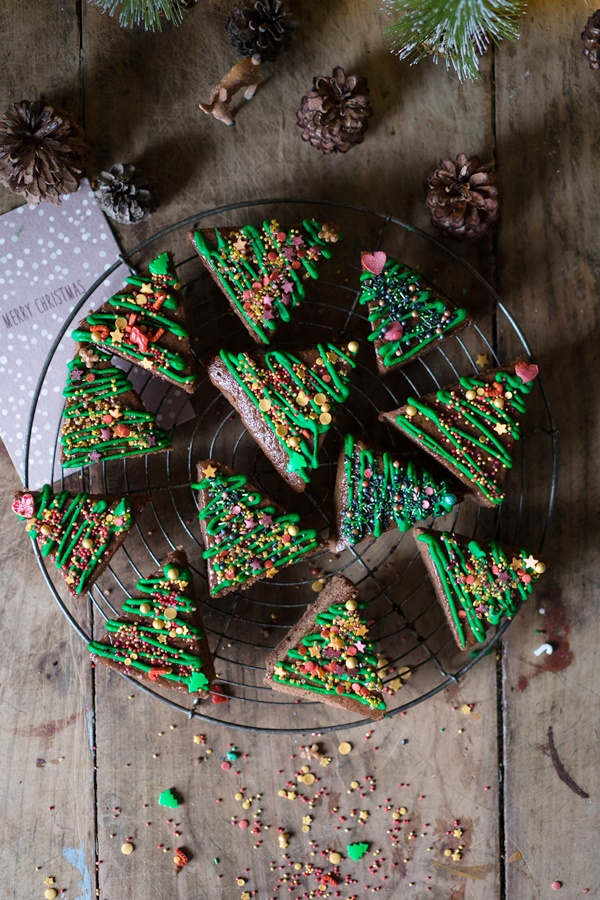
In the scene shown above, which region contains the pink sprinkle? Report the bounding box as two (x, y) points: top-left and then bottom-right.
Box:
(239, 820), (249, 829)
(221, 761), (231, 770)
(551, 883), (562, 891)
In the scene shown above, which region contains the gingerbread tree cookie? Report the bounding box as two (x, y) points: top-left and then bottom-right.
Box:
(358, 251), (471, 373)
(71, 251), (198, 393)
(193, 460), (323, 597)
(207, 341), (358, 492)
(12, 485), (147, 595)
(88, 548), (214, 695)
(61, 344), (171, 468)
(332, 434), (461, 550)
(188, 219), (340, 344)
(379, 359), (539, 507)
(265, 575), (386, 720)
(414, 527), (547, 650)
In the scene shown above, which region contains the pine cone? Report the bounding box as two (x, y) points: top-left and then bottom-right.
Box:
(297, 66), (373, 155)
(0, 99), (86, 205)
(93, 163), (157, 225)
(581, 10), (600, 69)
(426, 154), (499, 241)
(226, 0), (297, 63)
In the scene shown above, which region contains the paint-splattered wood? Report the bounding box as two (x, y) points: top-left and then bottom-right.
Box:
(495, 1), (600, 897)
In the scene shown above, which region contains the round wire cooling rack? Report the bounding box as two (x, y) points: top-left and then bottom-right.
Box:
(23, 199), (558, 734)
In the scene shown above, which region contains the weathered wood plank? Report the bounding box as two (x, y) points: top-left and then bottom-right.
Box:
(496, 0), (600, 896)
(0, 444), (96, 898)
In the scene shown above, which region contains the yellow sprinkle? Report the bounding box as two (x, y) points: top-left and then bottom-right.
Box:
(44, 891), (58, 900)
(301, 825), (310, 833)
(235, 792), (244, 801)
(236, 877), (246, 885)
(140, 603), (151, 614)
(276, 424), (288, 437)
(288, 524), (299, 536)
(164, 608), (177, 620)
(152, 619), (162, 629)
(347, 341), (359, 353)
(314, 392), (327, 405)
(399, 807), (407, 815)
(350, 781), (360, 789)
(329, 851), (342, 864)
(405, 405), (417, 418)
(338, 741), (352, 755)
(535, 561), (547, 574)
(319, 412), (332, 425)
(121, 842), (134, 855)
(303, 773), (316, 785)
(259, 399), (272, 411)
(345, 599), (358, 611)
(312, 580), (325, 592)
(444, 848), (452, 857)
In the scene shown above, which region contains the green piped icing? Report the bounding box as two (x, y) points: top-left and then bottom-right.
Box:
(271, 599), (386, 711)
(192, 219), (339, 343)
(71, 251), (196, 386)
(61, 345), (171, 467)
(417, 530), (546, 648)
(391, 368), (534, 505)
(12, 486), (136, 594)
(359, 256), (469, 368)
(87, 560), (210, 693)
(193, 466), (320, 595)
(340, 434), (459, 546)
(217, 342), (357, 484)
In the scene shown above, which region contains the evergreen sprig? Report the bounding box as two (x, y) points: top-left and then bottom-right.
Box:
(88, 0), (191, 31)
(385, 0), (527, 81)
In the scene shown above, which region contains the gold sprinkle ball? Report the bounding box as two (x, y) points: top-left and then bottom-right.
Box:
(405, 405), (417, 418)
(166, 567), (179, 580)
(139, 603), (152, 614)
(347, 341), (359, 353)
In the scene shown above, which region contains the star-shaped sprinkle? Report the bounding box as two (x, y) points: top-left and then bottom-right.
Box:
(70, 367), (83, 382)
(476, 353), (490, 367)
(524, 555), (538, 569)
(110, 328), (124, 344)
(308, 644), (321, 658)
(259, 513), (273, 526)
(100, 428), (112, 440)
(193, 734), (204, 744)
(511, 557), (523, 570)
(146, 435), (156, 447)
(493, 422), (508, 435)
(141, 358), (155, 370)
(202, 464), (217, 478)
(354, 640), (366, 652)
(90, 450), (101, 462)
(233, 236), (248, 252)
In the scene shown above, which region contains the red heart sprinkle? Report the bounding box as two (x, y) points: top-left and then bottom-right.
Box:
(515, 360), (539, 384)
(211, 685), (229, 704)
(361, 251), (387, 276)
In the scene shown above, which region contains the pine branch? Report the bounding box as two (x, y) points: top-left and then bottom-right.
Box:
(88, 0), (190, 31)
(385, 0), (527, 81)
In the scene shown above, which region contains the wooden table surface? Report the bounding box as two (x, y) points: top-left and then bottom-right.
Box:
(1, 2), (598, 898)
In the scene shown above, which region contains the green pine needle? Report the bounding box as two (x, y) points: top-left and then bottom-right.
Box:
(385, 0), (527, 81)
(89, 0), (189, 31)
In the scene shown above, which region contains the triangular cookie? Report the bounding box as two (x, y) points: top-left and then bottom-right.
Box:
(188, 218), (340, 344)
(379, 358), (539, 507)
(358, 251), (471, 373)
(193, 460), (324, 597)
(265, 575), (386, 720)
(331, 434), (462, 551)
(61, 343), (171, 467)
(207, 342), (358, 491)
(71, 251), (198, 393)
(414, 527), (547, 650)
(12, 485), (147, 595)
(88, 548), (214, 696)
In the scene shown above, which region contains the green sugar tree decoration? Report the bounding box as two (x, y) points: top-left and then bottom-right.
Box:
(385, 0), (527, 81)
(88, 0), (193, 30)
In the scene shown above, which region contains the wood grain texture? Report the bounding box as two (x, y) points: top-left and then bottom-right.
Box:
(496, 1), (600, 896)
(1, 0), (596, 897)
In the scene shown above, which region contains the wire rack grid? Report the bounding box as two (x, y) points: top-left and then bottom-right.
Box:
(22, 199), (558, 734)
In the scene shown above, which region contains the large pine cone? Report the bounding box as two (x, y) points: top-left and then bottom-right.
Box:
(226, 0), (297, 63)
(297, 66), (373, 155)
(581, 10), (600, 69)
(0, 99), (86, 205)
(94, 163), (157, 225)
(426, 154), (499, 241)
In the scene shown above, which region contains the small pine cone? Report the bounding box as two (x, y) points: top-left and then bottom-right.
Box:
(93, 163), (157, 225)
(297, 66), (373, 155)
(0, 99), (86, 205)
(426, 154), (499, 241)
(226, 0), (297, 63)
(581, 10), (600, 69)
